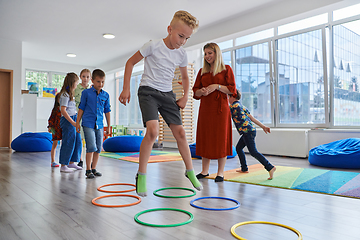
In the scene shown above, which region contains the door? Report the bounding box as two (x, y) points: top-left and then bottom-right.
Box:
(0, 69), (13, 148)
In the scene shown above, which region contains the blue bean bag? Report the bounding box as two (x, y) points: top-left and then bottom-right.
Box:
(189, 143), (237, 159)
(103, 135), (144, 152)
(309, 138), (360, 169)
(11, 132), (53, 152)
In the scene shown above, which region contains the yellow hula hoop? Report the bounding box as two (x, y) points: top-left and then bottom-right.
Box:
(230, 221), (303, 240)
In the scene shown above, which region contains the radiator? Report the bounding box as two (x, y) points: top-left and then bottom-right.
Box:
(233, 128), (310, 158)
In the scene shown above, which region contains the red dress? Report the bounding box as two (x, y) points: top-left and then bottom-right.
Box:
(193, 65), (236, 159)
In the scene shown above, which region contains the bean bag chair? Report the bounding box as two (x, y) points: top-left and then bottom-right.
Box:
(103, 135), (144, 152)
(309, 138), (360, 169)
(189, 143), (237, 159)
(11, 132), (53, 152)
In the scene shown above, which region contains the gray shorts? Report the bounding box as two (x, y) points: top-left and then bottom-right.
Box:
(138, 86), (182, 127)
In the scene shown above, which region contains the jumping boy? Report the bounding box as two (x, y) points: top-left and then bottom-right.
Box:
(118, 10), (202, 196)
(229, 89), (276, 180)
(76, 69), (111, 179)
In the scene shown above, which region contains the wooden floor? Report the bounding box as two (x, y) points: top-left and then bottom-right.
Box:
(1, 147), (360, 240)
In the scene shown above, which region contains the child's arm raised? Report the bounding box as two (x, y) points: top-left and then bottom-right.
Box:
(249, 114), (271, 134)
(176, 66), (189, 109)
(119, 51), (144, 106)
(61, 106), (76, 127)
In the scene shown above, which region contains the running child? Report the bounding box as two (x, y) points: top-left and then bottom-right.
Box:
(229, 89), (276, 180)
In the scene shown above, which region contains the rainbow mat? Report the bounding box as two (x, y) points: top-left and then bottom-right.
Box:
(100, 150), (183, 163)
(207, 164), (360, 199)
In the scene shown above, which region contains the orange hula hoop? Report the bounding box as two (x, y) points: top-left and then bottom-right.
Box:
(97, 183), (136, 193)
(92, 194), (141, 208)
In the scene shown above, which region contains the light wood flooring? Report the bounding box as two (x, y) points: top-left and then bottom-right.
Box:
(1, 147), (360, 240)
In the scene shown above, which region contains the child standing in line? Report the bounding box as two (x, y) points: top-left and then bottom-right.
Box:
(59, 72), (83, 173)
(229, 89), (276, 180)
(76, 69), (111, 179)
(74, 68), (91, 168)
(47, 93), (62, 167)
(118, 10), (202, 196)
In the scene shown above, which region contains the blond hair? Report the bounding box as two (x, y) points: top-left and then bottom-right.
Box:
(79, 68), (91, 77)
(201, 43), (226, 76)
(170, 10), (199, 32)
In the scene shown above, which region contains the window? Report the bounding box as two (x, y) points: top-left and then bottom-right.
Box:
(278, 14), (328, 35)
(25, 70), (66, 96)
(333, 3), (360, 21)
(276, 29), (325, 125)
(234, 42), (272, 124)
(235, 28), (274, 46)
(333, 19), (360, 126)
(218, 40), (233, 50)
(115, 73), (142, 127)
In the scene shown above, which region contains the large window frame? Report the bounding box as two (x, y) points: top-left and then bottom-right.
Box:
(218, 8), (360, 128)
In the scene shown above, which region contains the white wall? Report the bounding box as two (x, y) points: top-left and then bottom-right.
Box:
(0, 37), (22, 140)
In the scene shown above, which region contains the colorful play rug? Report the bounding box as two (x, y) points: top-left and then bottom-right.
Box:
(207, 164), (360, 199)
(100, 150), (183, 163)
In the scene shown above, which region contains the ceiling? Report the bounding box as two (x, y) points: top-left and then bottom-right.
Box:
(0, 0), (284, 68)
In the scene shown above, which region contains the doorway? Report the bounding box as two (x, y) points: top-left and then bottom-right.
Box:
(0, 69), (13, 148)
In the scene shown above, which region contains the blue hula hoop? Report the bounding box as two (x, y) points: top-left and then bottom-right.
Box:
(190, 196), (240, 211)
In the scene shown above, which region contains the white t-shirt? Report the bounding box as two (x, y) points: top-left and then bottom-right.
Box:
(139, 39), (188, 92)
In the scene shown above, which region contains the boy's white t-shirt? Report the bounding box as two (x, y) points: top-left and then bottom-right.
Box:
(139, 39), (188, 92)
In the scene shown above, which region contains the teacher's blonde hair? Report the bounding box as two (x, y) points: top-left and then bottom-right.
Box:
(201, 42), (226, 76)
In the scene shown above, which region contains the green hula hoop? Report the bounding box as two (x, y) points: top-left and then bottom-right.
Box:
(134, 208), (194, 227)
(153, 187), (196, 198)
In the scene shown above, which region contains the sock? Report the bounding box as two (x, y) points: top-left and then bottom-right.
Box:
(136, 172), (147, 197)
(186, 169), (203, 191)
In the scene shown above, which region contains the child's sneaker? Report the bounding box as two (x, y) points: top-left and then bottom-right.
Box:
(77, 161), (83, 167)
(85, 170), (95, 179)
(92, 169), (102, 177)
(51, 162), (59, 167)
(60, 165), (75, 173)
(68, 163), (82, 170)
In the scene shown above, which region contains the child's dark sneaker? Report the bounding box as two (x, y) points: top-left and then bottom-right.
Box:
(77, 161), (83, 167)
(215, 176), (224, 182)
(92, 169), (102, 177)
(196, 173), (209, 179)
(85, 170), (95, 179)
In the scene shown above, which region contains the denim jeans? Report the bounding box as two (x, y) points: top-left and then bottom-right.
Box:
(83, 126), (103, 153)
(59, 115), (82, 165)
(236, 131), (274, 172)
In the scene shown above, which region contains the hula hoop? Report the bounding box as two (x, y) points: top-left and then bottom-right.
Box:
(97, 183), (136, 193)
(231, 221), (303, 240)
(134, 208), (194, 227)
(92, 194), (141, 208)
(153, 187), (196, 198)
(190, 196), (240, 211)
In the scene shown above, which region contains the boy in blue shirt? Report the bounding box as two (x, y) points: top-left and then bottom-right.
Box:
(229, 89), (276, 180)
(76, 69), (111, 179)
(118, 10), (202, 196)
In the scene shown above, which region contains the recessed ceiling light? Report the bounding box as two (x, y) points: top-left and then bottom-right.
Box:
(66, 53), (76, 58)
(103, 33), (115, 39)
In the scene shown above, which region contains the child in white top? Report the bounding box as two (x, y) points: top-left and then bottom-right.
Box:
(118, 10), (202, 197)
(58, 72), (83, 173)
